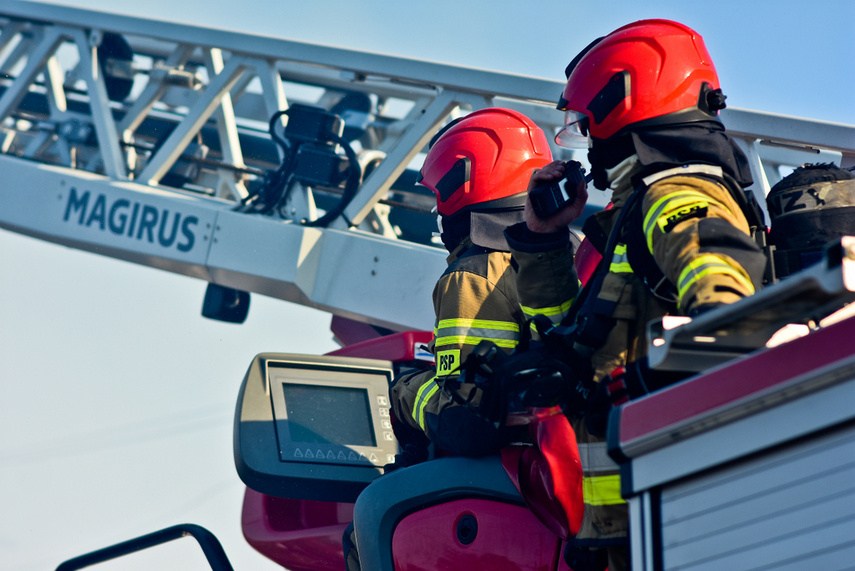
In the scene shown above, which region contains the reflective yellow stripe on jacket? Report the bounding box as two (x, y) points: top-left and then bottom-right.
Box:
(519, 298), (575, 326)
(677, 254), (755, 308)
(418, 318), (521, 430)
(413, 376), (439, 431)
(643, 190), (727, 251)
(435, 318), (521, 349)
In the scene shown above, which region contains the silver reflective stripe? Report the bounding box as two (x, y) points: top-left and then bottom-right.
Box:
(578, 442), (620, 473)
(641, 164), (724, 187)
(435, 325), (520, 343)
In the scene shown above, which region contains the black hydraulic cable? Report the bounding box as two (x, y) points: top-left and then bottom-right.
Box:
(235, 108), (363, 225)
(301, 131), (361, 227)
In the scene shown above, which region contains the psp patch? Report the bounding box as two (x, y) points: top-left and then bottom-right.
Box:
(659, 202), (708, 234)
(437, 349), (460, 376)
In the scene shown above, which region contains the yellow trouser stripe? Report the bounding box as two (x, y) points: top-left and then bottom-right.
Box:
(414, 377), (439, 431)
(582, 475), (625, 506)
(609, 243), (632, 274)
(677, 254), (755, 307)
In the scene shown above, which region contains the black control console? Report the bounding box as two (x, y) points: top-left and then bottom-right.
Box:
(234, 353), (398, 503)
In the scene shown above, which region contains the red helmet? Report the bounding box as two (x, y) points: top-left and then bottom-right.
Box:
(555, 19), (726, 147)
(420, 107), (553, 216)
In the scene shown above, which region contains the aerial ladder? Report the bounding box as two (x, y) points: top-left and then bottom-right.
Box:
(1, 2), (854, 569)
(2, 1), (852, 334)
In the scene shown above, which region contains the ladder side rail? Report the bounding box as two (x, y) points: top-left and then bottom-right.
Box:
(722, 108), (855, 155)
(274, 61), (442, 105)
(1, 2), (565, 105)
(720, 110), (855, 199)
(2, 5), (851, 150)
(0, 12), (846, 204)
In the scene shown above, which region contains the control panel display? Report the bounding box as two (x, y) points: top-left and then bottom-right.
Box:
(235, 353), (399, 502)
(280, 383), (376, 447)
(269, 365), (395, 468)
(234, 353), (406, 502)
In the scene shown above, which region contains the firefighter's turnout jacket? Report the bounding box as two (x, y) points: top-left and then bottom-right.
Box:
(391, 236), (528, 457)
(505, 163), (766, 549)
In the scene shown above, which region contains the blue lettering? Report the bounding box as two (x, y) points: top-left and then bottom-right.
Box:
(64, 187), (199, 254)
(157, 211), (180, 248)
(64, 187), (89, 223)
(178, 216), (198, 253)
(127, 203), (140, 237)
(136, 205), (158, 242)
(108, 199), (130, 234)
(85, 194), (107, 229)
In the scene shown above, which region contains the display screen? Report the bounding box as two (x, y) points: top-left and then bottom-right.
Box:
(281, 383), (377, 447)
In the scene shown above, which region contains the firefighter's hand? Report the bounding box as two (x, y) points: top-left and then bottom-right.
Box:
(525, 160), (588, 233)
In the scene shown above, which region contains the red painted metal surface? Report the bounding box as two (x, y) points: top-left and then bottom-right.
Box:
(618, 314), (855, 447)
(326, 330), (433, 362)
(391, 498), (562, 570)
(241, 488), (353, 571)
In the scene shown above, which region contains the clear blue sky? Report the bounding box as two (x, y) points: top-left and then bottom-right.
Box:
(1, 1), (852, 569)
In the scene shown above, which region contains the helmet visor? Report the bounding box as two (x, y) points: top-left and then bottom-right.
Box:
(554, 110), (590, 149)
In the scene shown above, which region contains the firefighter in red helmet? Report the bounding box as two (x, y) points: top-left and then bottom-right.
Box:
(504, 19), (768, 570)
(344, 107), (579, 571)
(391, 106), (566, 456)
